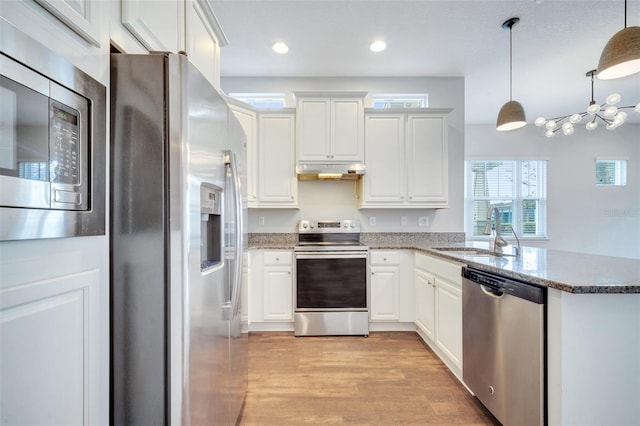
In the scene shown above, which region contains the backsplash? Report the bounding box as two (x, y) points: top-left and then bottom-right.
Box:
(248, 232), (465, 248)
(361, 232), (465, 247)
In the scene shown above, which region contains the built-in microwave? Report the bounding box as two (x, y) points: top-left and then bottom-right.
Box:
(0, 20), (106, 241)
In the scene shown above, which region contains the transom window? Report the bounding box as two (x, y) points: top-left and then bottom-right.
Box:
(228, 93), (286, 108)
(465, 160), (547, 239)
(371, 94), (428, 109)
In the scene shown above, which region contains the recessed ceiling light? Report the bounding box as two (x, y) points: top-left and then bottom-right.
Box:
(272, 42), (289, 54)
(369, 40), (387, 53)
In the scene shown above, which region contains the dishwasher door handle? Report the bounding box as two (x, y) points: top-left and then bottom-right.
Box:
(480, 284), (504, 298)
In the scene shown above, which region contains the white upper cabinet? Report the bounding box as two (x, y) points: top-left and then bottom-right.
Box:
(361, 113), (405, 204)
(229, 102), (298, 209)
(228, 100), (258, 206)
(294, 92), (366, 163)
(118, 0), (184, 52)
(185, 0), (227, 89)
(257, 111), (298, 207)
(360, 109), (451, 209)
(0, 0), (109, 81)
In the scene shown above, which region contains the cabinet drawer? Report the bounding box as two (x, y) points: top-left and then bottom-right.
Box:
(370, 251), (400, 265)
(263, 251), (292, 266)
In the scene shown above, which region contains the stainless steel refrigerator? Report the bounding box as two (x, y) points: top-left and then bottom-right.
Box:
(110, 52), (247, 425)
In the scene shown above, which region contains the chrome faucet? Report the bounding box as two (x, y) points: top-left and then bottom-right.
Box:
(483, 206), (508, 253)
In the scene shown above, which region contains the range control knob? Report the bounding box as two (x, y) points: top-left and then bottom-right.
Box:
(302, 222), (308, 229)
(350, 222), (356, 228)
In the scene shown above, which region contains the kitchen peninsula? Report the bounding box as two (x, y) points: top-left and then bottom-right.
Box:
(248, 232), (640, 425)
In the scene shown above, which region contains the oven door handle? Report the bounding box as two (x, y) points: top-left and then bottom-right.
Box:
(295, 252), (368, 259)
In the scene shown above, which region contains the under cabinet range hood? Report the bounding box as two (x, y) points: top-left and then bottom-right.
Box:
(296, 163), (366, 180)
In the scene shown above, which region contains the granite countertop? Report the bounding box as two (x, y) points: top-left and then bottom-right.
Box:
(416, 244), (640, 294)
(248, 233), (640, 294)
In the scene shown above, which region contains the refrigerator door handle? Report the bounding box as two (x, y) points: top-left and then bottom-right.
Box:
(226, 150), (244, 317)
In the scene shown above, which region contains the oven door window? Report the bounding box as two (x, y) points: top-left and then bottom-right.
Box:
(296, 257), (367, 309)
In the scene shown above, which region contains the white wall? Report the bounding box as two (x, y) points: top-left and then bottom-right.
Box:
(466, 124), (640, 259)
(221, 76), (465, 234)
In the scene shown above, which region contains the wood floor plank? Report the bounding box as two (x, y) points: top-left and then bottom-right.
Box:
(238, 331), (500, 425)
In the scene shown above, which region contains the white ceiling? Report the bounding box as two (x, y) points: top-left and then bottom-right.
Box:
(211, 0), (640, 126)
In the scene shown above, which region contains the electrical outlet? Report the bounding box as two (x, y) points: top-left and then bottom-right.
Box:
(369, 216), (376, 226)
(258, 216), (265, 226)
(418, 216), (429, 226)
(400, 216), (408, 226)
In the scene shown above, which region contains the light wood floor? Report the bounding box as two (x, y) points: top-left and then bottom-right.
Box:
(238, 332), (500, 425)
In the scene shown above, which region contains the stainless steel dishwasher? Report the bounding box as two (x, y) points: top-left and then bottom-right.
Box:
(462, 266), (546, 426)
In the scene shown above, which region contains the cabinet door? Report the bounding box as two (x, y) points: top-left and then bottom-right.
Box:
(121, 0), (182, 52)
(435, 277), (462, 370)
(263, 266), (293, 321)
(370, 266), (400, 321)
(230, 105), (258, 205)
(363, 114), (405, 204)
(258, 113), (297, 205)
(297, 99), (330, 162)
(185, 0), (222, 89)
(415, 269), (435, 340)
(1, 269), (100, 425)
(332, 98), (363, 162)
(406, 114), (448, 206)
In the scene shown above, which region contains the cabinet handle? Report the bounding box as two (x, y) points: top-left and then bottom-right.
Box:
(276, 258), (279, 261)
(383, 258), (387, 261)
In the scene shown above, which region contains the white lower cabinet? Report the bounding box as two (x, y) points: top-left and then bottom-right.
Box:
(248, 250), (294, 331)
(414, 252), (463, 379)
(414, 268), (435, 340)
(370, 251), (400, 321)
(369, 250), (415, 330)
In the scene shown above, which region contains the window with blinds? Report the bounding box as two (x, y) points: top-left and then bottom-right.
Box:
(228, 93), (286, 108)
(465, 160), (547, 238)
(371, 94), (428, 109)
(595, 159), (627, 186)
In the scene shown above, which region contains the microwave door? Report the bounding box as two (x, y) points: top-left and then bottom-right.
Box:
(0, 71), (50, 209)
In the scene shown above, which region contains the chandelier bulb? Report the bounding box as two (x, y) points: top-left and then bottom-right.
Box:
(534, 117), (547, 127)
(606, 122), (618, 130)
(586, 120), (598, 130)
(563, 126), (575, 136)
(635, 102), (640, 112)
(545, 120), (557, 130)
(569, 113), (582, 124)
(587, 103), (601, 115)
(545, 129), (555, 138)
(606, 93), (621, 105)
(604, 106), (618, 116)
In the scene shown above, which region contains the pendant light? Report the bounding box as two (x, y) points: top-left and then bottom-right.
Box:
(597, 0), (640, 80)
(496, 17), (527, 131)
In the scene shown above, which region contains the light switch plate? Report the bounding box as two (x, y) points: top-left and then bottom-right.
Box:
(258, 216), (265, 226)
(369, 216), (376, 226)
(418, 216), (429, 226)
(400, 216), (408, 226)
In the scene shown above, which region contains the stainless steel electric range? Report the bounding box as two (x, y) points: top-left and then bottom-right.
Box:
(294, 219), (369, 336)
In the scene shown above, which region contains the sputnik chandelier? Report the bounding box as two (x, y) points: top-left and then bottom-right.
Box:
(534, 69), (640, 137)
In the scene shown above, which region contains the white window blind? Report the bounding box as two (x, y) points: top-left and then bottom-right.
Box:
(465, 160), (547, 238)
(595, 159), (627, 186)
(371, 93), (428, 109)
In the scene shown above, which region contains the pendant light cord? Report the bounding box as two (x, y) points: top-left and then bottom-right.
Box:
(509, 25), (513, 101)
(624, 0), (627, 28)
